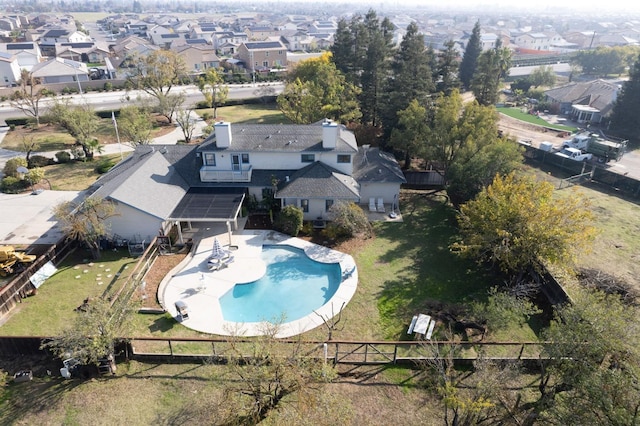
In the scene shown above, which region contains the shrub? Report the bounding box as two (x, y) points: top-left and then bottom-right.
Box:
(329, 201), (373, 239)
(1, 176), (24, 193)
(273, 205), (303, 236)
(201, 124), (214, 138)
(8, 124), (15, 131)
(5, 118), (29, 127)
(3, 157), (27, 178)
(28, 155), (52, 168)
(27, 167), (45, 185)
(55, 151), (72, 163)
(95, 158), (115, 174)
(201, 112), (212, 122)
(103, 82), (113, 91)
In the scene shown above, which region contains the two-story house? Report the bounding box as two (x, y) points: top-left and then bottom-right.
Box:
(174, 44), (220, 73)
(237, 40), (287, 72)
(87, 120), (405, 244)
(0, 42), (42, 71)
(0, 51), (21, 87)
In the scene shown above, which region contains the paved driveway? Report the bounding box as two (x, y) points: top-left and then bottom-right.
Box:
(0, 190), (83, 245)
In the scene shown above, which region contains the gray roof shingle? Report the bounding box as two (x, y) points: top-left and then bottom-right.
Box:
(352, 147), (407, 184)
(198, 123), (357, 153)
(275, 161), (359, 199)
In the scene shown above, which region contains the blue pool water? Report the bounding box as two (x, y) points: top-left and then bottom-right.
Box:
(219, 245), (342, 323)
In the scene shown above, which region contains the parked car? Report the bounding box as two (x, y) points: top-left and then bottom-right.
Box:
(555, 147), (593, 162)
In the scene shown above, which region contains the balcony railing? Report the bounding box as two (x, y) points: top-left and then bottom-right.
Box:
(199, 165), (252, 183)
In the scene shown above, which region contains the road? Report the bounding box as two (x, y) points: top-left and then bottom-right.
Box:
(0, 83), (284, 123)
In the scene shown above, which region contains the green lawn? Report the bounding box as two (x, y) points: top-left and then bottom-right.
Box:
(200, 104), (292, 125)
(0, 249), (137, 336)
(497, 107), (577, 132)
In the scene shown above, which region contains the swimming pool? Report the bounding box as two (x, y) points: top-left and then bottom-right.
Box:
(219, 245), (342, 323)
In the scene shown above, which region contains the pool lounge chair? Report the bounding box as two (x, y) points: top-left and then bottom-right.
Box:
(369, 197), (377, 212)
(377, 198), (385, 213)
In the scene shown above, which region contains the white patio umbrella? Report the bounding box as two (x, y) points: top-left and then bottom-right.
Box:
(211, 237), (228, 260)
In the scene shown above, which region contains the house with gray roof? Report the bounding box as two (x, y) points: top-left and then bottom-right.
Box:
(0, 42), (41, 71)
(544, 79), (621, 124)
(88, 120), (405, 243)
(30, 57), (89, 84)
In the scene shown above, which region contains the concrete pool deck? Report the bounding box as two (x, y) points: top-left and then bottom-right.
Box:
(159, 230), (358, 338)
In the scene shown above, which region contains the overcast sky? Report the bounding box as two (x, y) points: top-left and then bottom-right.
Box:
(357, 0), (640, 15)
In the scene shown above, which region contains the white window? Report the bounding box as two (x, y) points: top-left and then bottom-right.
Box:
(204, 153), (216, 166)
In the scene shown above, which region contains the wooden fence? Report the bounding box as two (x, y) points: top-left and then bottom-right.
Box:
(0, 336), (546, 369)
(0, 240), (76, 318)
(126, 336), (545, 367)
(402, 170), (446, 189)
(521, 144), (640, 198)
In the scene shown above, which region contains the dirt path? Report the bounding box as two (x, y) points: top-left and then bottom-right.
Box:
(498, 113), (566, 149)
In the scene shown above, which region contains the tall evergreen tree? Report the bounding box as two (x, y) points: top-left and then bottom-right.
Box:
(610, 54), (640, 139)
(359, 10), (394, 127)
(459, 21), (482, 91)
(436, 39), (461, 95)
(331, 18), (356, 81)
(383, 22), (435, 138)
(471, 40), (511, 106)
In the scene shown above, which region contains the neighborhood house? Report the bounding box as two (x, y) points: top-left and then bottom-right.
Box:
(88, 120), (406, 245)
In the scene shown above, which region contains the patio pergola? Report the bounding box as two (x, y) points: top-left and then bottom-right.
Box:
(166, 187), (245, 245)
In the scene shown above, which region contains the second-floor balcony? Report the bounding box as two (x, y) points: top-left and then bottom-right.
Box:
(200, 165), (252, 183)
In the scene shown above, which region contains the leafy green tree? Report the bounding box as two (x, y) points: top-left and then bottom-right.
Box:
(471, 41), (512, 106)
(423, 89), (520, 203)
(574, 46), (626, 76)
(389, 99), (430, 168)
(277, 53), (361, 124)
(197, 68), (228, 119)
(531, 289), (640, 425)
(452, 172), (597, 275)
(53, 197), (118, 259)
(10, 69), (50, 126)
(459, 21), (482, 90)
(126, 50), (187, 123)
(383, 22), (435, 136)
(610, 53), (640, 139)
(436, 39), (461, 95)
(48, 100), (102, 158)
(446, 135), (523, 205)
(528, 65), (556, 88)
(117, 105), (153, 147)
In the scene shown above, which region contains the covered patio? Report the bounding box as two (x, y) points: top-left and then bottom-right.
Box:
(165, 187), (245, 245)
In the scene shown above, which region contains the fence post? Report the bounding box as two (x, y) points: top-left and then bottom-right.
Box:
(393, 344), (398, 364)
(168, 340), (173, 357)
